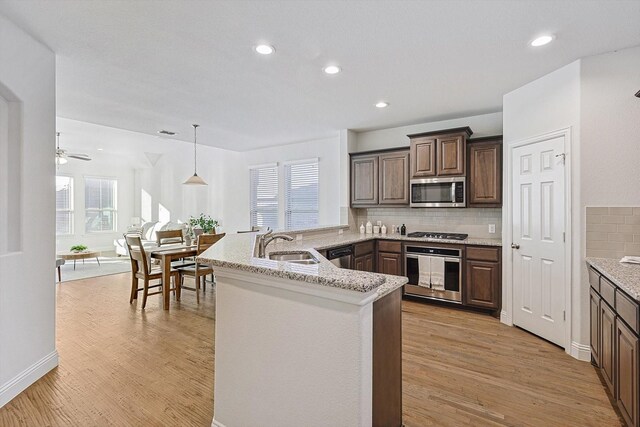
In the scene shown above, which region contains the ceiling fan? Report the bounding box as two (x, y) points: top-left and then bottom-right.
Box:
(56, 132), (92, 165)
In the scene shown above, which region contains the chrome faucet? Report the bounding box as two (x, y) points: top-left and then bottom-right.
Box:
(257, 229), (294, 258)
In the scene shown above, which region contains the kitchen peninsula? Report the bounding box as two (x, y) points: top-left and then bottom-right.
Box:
(197, 229), (408, 427)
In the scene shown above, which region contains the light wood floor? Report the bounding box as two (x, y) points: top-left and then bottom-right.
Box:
(0, 273), (623, 426)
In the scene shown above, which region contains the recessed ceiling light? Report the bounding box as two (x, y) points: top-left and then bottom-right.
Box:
(323, 65), (341, 75)
(530, 35), (554, 47)
(375, 101), (389, 108)
(255, 44), (275, 55)
(97, 148), (103, 151)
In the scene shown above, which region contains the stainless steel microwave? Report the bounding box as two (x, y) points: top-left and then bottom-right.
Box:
(410, 177), (466, 208)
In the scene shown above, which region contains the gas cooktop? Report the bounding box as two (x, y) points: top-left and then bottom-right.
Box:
(406, 231), (469, 241)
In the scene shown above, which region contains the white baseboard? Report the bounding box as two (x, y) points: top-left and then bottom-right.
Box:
(212, 419), (226, 427)
(570, 341), (591, 362)
(0, 350), (59, 408)
(500, 310), (513, 326)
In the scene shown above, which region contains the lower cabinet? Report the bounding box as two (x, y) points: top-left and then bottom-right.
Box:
(464, 246), (501, 311)
(601, 301), (616, 393)
(378, 252), (402, 276)
(589, 266), (640, 427)
(354, 241), (375, 272)
(617, 320), (639, 427)
(354, 253), (374, 272)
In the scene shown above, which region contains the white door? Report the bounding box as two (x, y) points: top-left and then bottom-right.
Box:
(511, 136), (566, 346)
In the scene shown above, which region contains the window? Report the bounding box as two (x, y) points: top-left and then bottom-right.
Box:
(250, 165), (278, 229)
(85, 177), (117, 233)
(56, 176), (74, 235)
(285, 161), (319, 230)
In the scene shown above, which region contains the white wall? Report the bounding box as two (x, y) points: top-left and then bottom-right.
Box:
(56, 152), (135, 252)
(354, 112), (503, 152)
(0, 14), (57, 407)
(503, 60), (582, 357)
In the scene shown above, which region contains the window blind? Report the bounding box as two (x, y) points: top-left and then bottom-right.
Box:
(285, 161), (319, 230)
(250, 166), (279, 229)
(56, 176), (74, 235)
(85, 177), (118, 233)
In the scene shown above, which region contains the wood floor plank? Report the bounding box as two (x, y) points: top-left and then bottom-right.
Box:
(0, 273), (623, 426)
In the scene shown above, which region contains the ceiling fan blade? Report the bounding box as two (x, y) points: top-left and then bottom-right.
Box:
(67, 154), (92, 161)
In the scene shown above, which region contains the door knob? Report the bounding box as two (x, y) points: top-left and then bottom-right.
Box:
(511, 243), (520, 249)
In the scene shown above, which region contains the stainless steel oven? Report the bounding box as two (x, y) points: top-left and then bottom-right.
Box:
(410, 177), (465, 208)
(404, 245), (462, 303)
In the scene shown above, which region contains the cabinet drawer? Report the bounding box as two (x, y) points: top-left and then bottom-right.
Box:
(617, 290), (640, 335)
(600, 276), (616, 308)
(589, 268), (600, 292)
(466, 246), (500, 262)
(354, 241), (375, 257)
(377, 240), (402, 254)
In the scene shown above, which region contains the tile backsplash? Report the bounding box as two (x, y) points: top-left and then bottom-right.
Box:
(586, 207), (640, 259)
(354, 207), (502, 239)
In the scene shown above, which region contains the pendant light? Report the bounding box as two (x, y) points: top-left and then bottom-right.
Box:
(183, 124), (207, 185)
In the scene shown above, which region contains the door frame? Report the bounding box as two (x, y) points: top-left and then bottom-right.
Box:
(502, 127), (573, 356)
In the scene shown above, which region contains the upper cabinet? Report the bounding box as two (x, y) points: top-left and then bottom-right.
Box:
(351, 155), (379, 205)
(379, 151), (410, 205)
(408, 127), (472, 178)
(351, 149), (409, 207)
(467, 136), (503, 207)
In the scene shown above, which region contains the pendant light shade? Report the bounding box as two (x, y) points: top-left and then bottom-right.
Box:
(183, 124), (207, 186)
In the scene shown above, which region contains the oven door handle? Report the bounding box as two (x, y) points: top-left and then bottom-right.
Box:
(405, 254), (460, 262)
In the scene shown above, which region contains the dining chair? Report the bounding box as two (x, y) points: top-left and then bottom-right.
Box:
(125, 234), (181, 309)
(156, 229), (184, 246)
(176, 233), (225, 303)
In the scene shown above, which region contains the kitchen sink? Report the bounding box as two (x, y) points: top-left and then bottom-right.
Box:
(268, 251), (320, 264)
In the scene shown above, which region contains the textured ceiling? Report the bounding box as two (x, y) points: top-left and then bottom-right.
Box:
(1, 0), (639, 151)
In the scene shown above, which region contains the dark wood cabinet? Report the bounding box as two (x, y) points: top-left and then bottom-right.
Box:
(617, 319), (639, 427)
(437, 135), (465, 176)
(589, 265), (640, 427)
(379, 151), (409, 205)
(601, 301), (616, 393)
(408, 127), (472, 179)
(378, 252), (402, 276)
(465, 260), (500, 309)
(351, 155), (378, 206)
(351, 150), (409, 207)
(409, 137), (436, 177)
(354, 241), (375, 272)
(464, 246), (501, 311)
(590, 288), (601, 366)
(468, 136), (502, 207)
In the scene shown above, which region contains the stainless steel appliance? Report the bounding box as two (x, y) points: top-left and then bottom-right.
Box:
(326, 245), (353, 269)
(404, 245), (462, 303)
(410, 177), (465, 208)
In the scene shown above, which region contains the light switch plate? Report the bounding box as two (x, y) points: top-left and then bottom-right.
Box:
(489, 224), (496, 234)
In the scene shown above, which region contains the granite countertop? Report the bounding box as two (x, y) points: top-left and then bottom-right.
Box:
(197, 230), (501, 299)
(586, 257), (640, 301)
(197, 232), (407, 298)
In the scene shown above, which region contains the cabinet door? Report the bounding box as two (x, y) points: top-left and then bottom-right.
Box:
(351, 155), (379, 206)
(468, 141), (502, 207)
(379, 151), (409, 205)
(437, 135), (465, 176)
(616, 320), (639, 427)
(353, 256), (365, 272)
(590, 288), (601, 366)
(465, 260), (500, 309)
(601, 302), (616, 394)
(378, 252), (402, 276)
(410, 137), (436, 178)
(364, 253), (375, 273)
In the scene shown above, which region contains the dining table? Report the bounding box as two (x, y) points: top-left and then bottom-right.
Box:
(149, 245), (198, 310)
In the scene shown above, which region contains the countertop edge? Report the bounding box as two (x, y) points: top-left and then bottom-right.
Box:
(585, 257), (640, 302)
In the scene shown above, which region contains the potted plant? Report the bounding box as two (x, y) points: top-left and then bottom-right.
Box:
(188, 214), (219, 234)
(70, 244), (88, 253)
